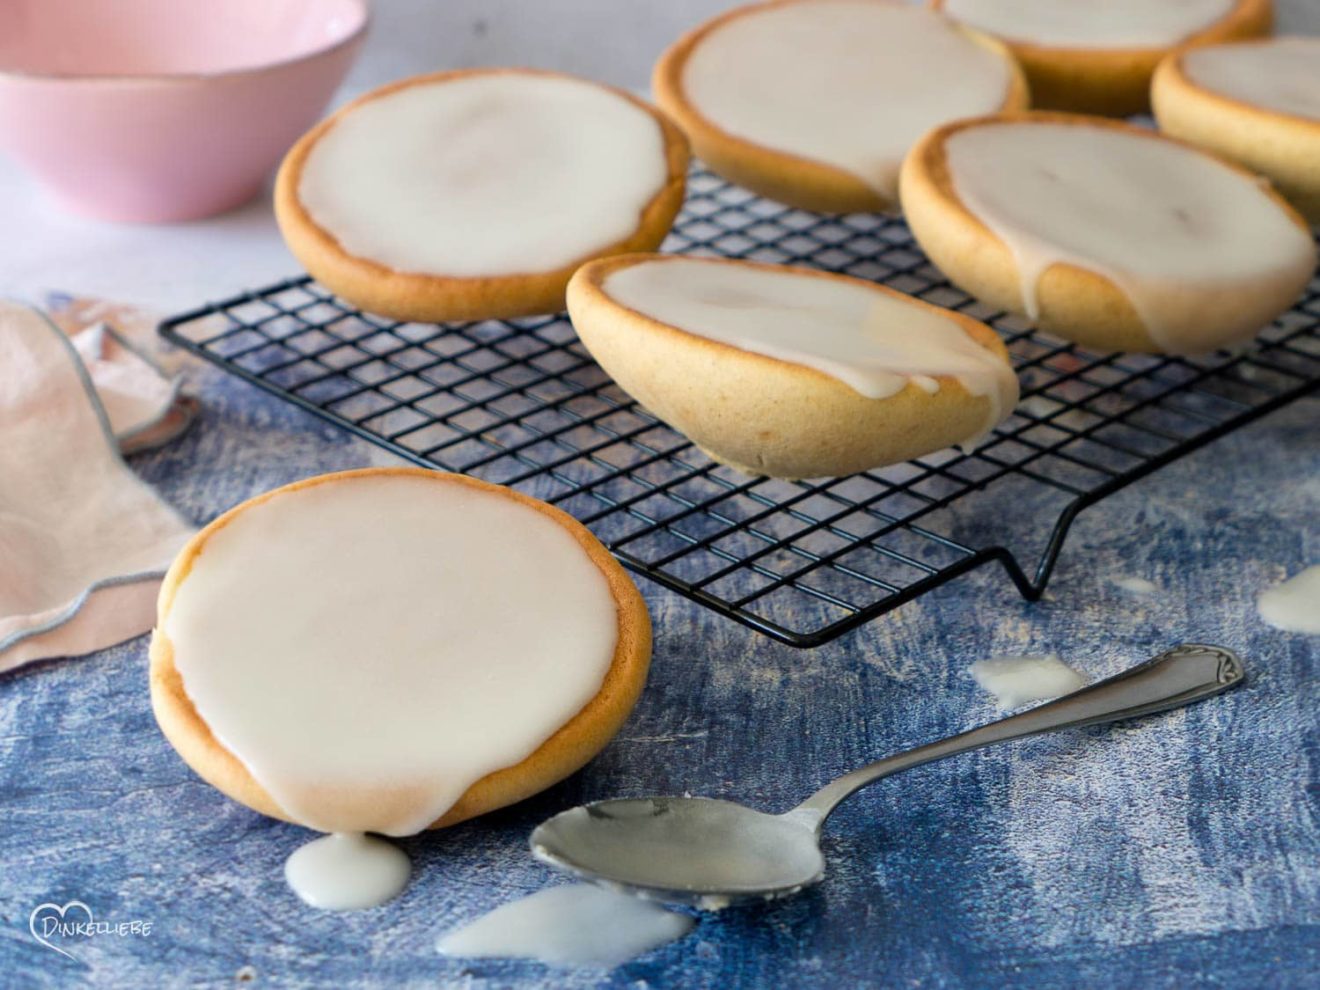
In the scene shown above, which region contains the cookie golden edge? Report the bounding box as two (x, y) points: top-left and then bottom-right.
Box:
(148, 467), (653, 831)
(274, 68), (691, 323)
(1153, 46), (1320, 224)
(930, 0), (1271, 116)
(652, 0), (1030, 215)
(567, 254), (1017, 480)
(899, 111), (1315, 354)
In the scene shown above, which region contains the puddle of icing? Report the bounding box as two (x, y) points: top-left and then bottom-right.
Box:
(284, 832), (410, 911)
(1113, 576), (1158, 595)
(1257, 565), (1320, 634)
(438, 883), (695, 969)
(970, 654), (1087, 709)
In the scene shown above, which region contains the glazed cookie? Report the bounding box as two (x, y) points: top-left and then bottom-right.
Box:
(567, 255), (1020, 480)
(900, 113), (1316, 355)
(276, 70), (689, 322)
(653, 0), (1027, 214)
(149, 468), (651, 837)
(1154, 36), (1320, 223)
(933, 0), (1271, 116)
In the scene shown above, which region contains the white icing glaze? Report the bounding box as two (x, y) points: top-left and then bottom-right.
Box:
(944, 122), (1317, 354)
(1113, 576), (1159, 595)
(600, 258), (1019, 439)
(284, 832), (410, 911)
(681, 1), (1011, 200)
(1183, 37), (1320, 123)
(164, 473), (619, 837)
(970, 654), (1086, 709)
(298, 73), (668, 277)
(438, 884), (695, 968)
(1257, 565), (1320, 634)
(943, 0), (1234, 49)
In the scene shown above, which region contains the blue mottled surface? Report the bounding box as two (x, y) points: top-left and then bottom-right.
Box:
(1, 358), (1316, 989)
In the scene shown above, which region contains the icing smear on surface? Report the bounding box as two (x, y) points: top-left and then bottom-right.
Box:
(1113, 576), (1158, 595)
(284, 832), (410, 911)
(970, 654), (1087, 709)
(438, 884), (694, 968)
(1257, 565), (1320, 634)
(602, 258), (1020, 441)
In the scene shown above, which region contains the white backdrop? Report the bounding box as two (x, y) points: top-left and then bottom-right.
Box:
(348, 0), (1320, 93)
(348, 1), (736, 93)
(4, 0), (1317, 310)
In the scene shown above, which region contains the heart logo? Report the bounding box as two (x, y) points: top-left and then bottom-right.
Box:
(29, 901), (93, 960)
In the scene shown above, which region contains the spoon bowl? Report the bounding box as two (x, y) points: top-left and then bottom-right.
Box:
(532, 797), (823, 908)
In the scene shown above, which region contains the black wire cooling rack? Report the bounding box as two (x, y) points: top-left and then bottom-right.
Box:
(159, 167), (1320, 647)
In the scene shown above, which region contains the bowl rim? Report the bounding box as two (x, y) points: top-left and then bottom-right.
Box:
(0, 0), (370, 84)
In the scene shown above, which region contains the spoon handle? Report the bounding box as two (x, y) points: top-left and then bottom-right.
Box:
(793, 644), (1244, 827)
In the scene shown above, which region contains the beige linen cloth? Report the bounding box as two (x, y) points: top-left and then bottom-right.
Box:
(1, 301), (195, 672)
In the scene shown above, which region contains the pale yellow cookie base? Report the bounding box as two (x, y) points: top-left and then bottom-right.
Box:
(275, 69), (690, 324)
(899, 111), (1315, 355)
(567, 254), (1015, 480)
(1153, 50), (1320, 224)
(929, 0), (1271, 116)
(148, 467), (652, 831)
(653, 0), (1029, 214)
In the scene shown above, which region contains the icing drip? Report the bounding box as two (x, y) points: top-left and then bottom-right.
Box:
(601, 258), (1019, 441)
(944, 122), (1316, 354)
(284, 832), (410, 911)
(164, 473), (619, 838)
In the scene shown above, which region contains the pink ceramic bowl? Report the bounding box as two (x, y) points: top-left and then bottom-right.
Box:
(0, 0), (368, 222)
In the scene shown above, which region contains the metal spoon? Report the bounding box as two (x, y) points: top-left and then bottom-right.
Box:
(531, 644), (1244, 909)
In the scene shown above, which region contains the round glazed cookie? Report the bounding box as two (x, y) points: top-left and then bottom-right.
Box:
(932, 0), (1271, 116)
(899, 112), (1317, 355)
(1154, 36), (1320, 223)
(149, 468), (651, 836)
(652, 0), (1028, 214)
(275, 70), (689, 323)
(567, 254), (1020, 480)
